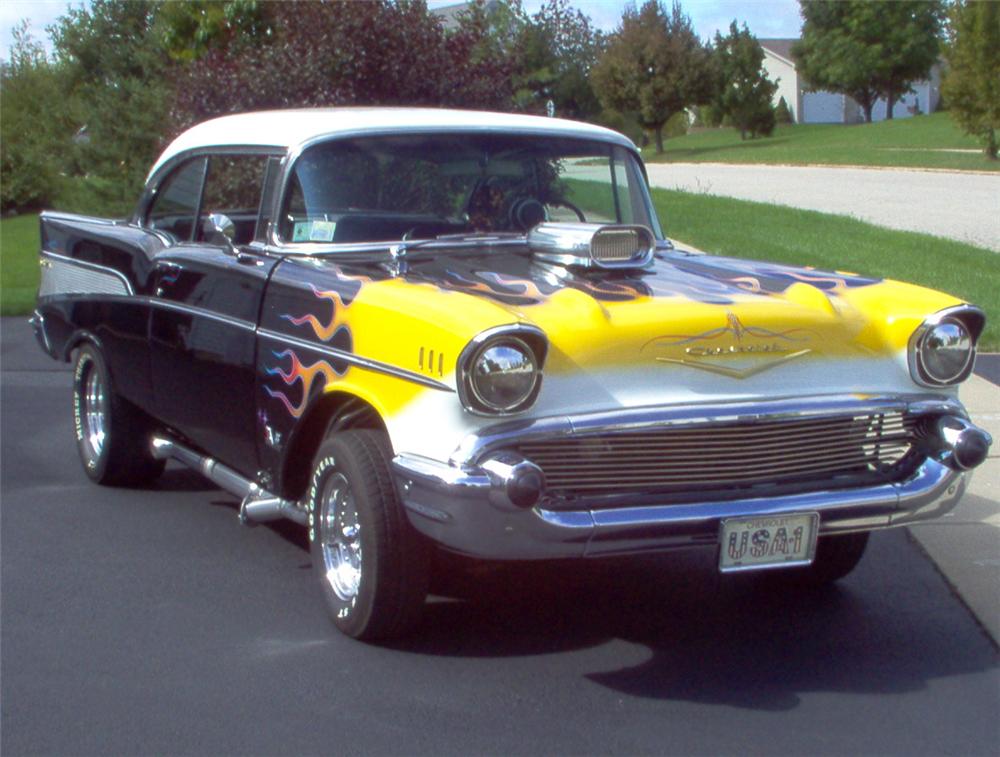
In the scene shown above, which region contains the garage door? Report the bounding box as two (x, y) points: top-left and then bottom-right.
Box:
(802, 91), (845, 123)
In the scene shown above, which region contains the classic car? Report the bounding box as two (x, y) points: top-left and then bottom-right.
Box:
(32, 107), (992, 640)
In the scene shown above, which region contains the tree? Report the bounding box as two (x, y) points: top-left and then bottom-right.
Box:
(0, 23), (74, 212)
(591, 0), (714, 152)
(156, 0), (269, 62)
(50, 0), (171, 214)
(514, 0), (604, 119)
(794, 0), (943, 123)
(870, 1), (943, 119)
(170, 0), (517, 134)
(713, 21), (778, 139)
(943, 0), (1000, 159)
(775, 96), (793, 124)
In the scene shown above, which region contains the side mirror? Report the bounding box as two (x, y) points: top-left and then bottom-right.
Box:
(203, 213), (236, 250)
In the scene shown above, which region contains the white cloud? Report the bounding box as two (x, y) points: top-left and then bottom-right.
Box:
(0, 0), (75, 60)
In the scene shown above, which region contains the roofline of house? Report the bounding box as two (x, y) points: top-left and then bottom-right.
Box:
(761, 46), (796, 68)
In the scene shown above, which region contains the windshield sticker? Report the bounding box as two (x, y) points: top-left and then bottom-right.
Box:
(292, 220), (337, 242)
(310, 220), (336, 242)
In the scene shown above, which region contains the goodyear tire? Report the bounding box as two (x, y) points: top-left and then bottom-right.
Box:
(307, 429), (429, 640)
(72, 343), (165, 486)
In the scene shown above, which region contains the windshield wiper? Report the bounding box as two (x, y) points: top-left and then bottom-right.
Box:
(386, 232), (525, 275)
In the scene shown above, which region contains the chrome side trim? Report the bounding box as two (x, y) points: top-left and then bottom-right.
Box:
(139, 297), (257, 332)
(451, 393), (965, 467)
(257, 328), (454, 392)
(41, 210), (120, 227)
(39, 251), (135, 296)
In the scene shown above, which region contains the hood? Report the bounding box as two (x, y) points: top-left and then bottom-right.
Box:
(391, 249), (962, 375)
(272, 247), (964, 410)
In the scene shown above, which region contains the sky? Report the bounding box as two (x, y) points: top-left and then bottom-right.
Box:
(1, 0), (804, 61)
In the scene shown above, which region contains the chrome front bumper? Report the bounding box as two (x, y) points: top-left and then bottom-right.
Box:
(392, 454), (969, 559)
(391, 394), (989, 560)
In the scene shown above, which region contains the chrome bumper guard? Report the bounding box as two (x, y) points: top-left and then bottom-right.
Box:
(29, 309), (53, 356)
(391, 394), (990, 560)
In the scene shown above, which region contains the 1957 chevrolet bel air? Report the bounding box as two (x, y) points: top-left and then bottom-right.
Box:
(33, 108), (992, 639)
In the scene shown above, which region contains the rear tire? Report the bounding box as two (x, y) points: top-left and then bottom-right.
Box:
(72, 343), (164, 486)
(306, 429), (429, 640)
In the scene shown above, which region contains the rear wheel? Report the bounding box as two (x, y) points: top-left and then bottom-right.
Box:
(306, 429), (428, 640)
(72, 344), (164, 486)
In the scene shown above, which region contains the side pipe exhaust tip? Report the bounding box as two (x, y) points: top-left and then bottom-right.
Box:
(150, 434), (308, 527)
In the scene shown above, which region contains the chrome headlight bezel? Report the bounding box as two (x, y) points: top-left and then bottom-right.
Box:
(908, 305), (985, 387)
(458, 325), (548, 415)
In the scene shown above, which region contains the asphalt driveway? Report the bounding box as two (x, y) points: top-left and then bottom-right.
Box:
(646, 163), (1000, 252)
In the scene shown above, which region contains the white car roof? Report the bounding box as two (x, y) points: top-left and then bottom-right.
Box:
(149, 107), (637, 179)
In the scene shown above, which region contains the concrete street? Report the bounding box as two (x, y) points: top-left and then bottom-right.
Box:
(2, 317), (998, 755)
(647, 162), (1000, 251)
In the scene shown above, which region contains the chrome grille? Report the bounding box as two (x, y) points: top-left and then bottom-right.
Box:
(515, 412), (917, 496)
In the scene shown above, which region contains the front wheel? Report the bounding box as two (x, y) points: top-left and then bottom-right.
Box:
(72, 344), (164, 486)
(306, 429), (429, 640)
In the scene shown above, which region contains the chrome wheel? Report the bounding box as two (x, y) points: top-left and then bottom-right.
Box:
(319, 472), (362, 601)
(81, 361), (107, 463)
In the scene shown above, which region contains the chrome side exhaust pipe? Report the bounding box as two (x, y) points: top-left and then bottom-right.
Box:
(934, 417), (992, 471)
(150, 436), (308, 527)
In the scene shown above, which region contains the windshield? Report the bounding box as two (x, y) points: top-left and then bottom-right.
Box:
(278, 133), (661, 245)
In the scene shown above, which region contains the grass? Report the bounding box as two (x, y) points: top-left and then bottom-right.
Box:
(0, 214), (40, 316)
(3, 198), (997, 350)
(653, 188), (1000, 350)
(643, 113), (999, 172)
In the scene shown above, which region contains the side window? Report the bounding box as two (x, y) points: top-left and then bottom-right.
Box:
(147, 158), (207, 241)
(197, 154), (269, 246)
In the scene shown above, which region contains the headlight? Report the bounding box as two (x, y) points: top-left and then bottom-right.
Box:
(909, 307), (984, 387)
(459, 327), (547, 415)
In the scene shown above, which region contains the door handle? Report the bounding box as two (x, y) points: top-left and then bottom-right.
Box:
(234, 251), (263, 266)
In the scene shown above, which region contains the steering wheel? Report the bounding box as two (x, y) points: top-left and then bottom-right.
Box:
(545, 200), (586, 223)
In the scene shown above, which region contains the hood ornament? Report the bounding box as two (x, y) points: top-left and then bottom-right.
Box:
(644, 311), (813, 379)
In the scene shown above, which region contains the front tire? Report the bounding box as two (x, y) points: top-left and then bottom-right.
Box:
(307, 429), (429, 640)
(72, 343), (164, 486)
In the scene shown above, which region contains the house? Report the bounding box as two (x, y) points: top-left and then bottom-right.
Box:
(430, 0), (501, 31)
(759, 38), (941, 124)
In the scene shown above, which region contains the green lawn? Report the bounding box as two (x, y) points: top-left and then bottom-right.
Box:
(3, 201), (997, 350)
(653, 188), (1000, 350)
(0, 214), (40, 316)
(643, 113), (999, 172)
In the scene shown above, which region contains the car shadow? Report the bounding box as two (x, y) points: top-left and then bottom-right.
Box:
(387, 545), (998, 711)
(148, 472), (998, 711)
(150, 466), (219, 493)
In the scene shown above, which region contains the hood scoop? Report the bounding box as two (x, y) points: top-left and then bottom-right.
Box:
(528, 223), (655, 270)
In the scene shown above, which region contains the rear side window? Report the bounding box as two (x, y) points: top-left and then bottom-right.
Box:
(147, 158), (207, 241)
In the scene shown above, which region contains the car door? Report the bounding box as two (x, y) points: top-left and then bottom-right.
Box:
(146, 151), (282, 474)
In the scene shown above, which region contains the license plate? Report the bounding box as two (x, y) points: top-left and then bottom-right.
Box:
(719, 513), (819, 572)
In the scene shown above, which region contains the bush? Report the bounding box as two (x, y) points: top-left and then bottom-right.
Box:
(775, 96), (793, 124)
